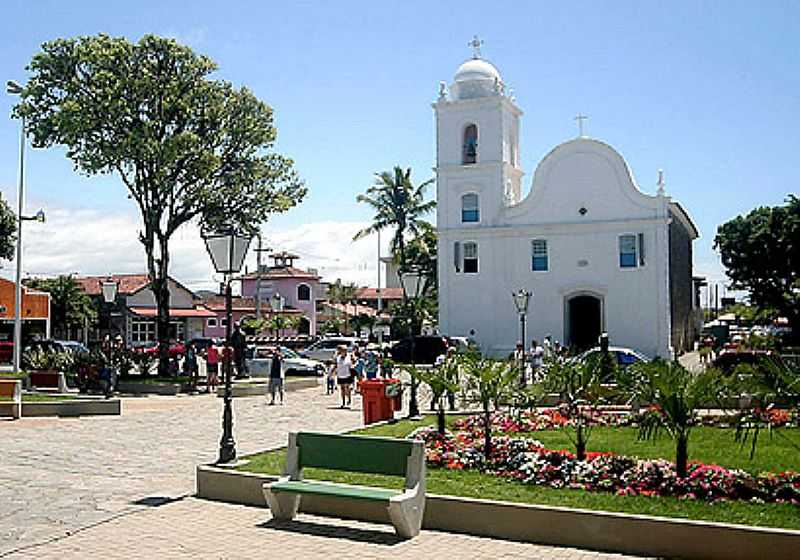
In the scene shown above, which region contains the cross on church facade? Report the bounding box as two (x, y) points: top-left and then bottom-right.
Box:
(469, 35), (483, 59)
(574, 114), (588, 137)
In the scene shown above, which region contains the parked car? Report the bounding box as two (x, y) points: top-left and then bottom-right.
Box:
(299, 337), (360, 363)
(246, 345), (326, 377)
(571, 346), (650, 382)
(389, 336), (449, 365)
(133, 341), (185, 358)
(712, 350), (781, 375)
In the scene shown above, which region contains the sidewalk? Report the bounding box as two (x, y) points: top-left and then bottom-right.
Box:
(1, 497), (648, 560)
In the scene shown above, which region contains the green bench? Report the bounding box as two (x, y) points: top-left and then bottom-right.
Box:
(263, 431), (426, 538)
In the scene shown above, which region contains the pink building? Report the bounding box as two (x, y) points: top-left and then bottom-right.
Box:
(239, 252), (321, 336)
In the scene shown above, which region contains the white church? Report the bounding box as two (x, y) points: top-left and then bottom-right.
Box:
(435, 41), (699, 359)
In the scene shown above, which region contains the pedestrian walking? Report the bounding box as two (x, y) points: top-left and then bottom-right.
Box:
(231, 323), (248, 379)
(269, 348), (284, 405)
(325, 360), (336, 394)
(530, 339), (545, 382)
(332, 345), (353, 408)
(206, 343), (220, 393)
(184, 342), (198, 390)
(364, 347), (379, 380)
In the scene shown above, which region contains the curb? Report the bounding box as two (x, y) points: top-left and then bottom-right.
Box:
(195, 462), (800, 560)
(21, 398), (122, 417)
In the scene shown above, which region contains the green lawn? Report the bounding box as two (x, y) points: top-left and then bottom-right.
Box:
(0, 371), (29, 380)
(524, 425), (800, 475)
(237, 416), (800, 530)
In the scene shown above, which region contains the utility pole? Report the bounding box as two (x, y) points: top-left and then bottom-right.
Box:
(376, 230), (382, 343)
(253, 235), (271, 320)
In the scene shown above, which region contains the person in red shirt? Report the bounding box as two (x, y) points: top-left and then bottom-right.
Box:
(206, 344), (220, 393)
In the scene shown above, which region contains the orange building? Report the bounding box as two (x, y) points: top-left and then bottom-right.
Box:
(0, 278), (51, 342)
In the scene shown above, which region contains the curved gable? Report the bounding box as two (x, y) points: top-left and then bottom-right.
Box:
(505, 138), (660, 224)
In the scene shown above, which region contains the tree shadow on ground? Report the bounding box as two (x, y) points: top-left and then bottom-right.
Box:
(258, 517), (406, 545)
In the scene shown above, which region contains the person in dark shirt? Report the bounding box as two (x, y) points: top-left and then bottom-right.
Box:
(269, 348), (284, 405)
(230, 323), (248, 379)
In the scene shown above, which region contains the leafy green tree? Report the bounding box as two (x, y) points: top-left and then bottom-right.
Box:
(714, 196), (800, 337)
(350, 313), (377, 338)
(15, 34), (305, 375)
(535, 357), (612, 460)
(26, 275), (97, 339)
(458, 352), (518, 459)
(405, 363), (459, 435)
(353, 166), (435, 270)
(266, 314), (300, 339)
(620, 360), (723, 478)
(398, 222), (437, 299)
(0, 194), (16, 261)
(319, 317), (343, 335)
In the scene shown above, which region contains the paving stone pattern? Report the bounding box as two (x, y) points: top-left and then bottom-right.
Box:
(0, 383), (650, 559)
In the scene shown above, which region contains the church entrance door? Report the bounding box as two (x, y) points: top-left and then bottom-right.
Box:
(567, 295), (602, 351)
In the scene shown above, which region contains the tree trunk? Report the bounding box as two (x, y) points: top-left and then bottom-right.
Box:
(576, 422), (586, 461)
(147, 234), (172, 377)
(676, 434), (689, 478)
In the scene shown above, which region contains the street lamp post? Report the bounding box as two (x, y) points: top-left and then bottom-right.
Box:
(7, 80), (46, 374)
(101, 277), (119, 338)
(203, 227), (252, 464)
(512, 289), (532, 386)
(398, 266), (423, 419)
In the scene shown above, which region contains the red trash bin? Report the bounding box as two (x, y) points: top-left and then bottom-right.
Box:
(359, 380), (394, 425)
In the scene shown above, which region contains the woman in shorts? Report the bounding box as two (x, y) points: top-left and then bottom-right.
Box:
(333, 345), (353, 408)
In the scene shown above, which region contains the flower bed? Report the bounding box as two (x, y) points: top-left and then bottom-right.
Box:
(411, 421), (800, 506)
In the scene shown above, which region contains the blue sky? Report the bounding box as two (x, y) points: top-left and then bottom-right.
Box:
(0, 0), (798, 295)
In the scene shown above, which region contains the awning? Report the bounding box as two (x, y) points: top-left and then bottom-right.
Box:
(129, 306), (217, 318)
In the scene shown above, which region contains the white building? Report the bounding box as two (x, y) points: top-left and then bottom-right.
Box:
(435, 44), (699, 359)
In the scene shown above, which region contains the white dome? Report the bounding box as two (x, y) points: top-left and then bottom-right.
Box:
(450, 58), (503, 101)
(453, 58), (502, 83)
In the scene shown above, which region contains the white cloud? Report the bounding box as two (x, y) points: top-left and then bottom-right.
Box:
(2, 206), (393, 292)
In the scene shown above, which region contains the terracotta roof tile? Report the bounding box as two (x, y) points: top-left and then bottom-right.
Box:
(354, 287), (404, 300)
(75, 274), (151, 296)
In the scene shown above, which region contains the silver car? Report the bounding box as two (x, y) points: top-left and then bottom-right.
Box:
(299, 337), (360, 363)
(246, 346), (325, 377)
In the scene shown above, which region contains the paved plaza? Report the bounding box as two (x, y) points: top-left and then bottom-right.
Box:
(0, 384), (649, 559)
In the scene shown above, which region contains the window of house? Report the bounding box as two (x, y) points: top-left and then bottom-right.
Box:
(532, 239), (548, 271)
(220, 318), (228, 328)
(619, 234), (638, 268)
(207, 318), (218, 328)
(453, 241), (461, 272)
(463, 242), (479, 273)
(130, 320), (155, 344)
(461, 193), (479, 223)
(297, 284), (311, 301)
(462, 124), (478, 164)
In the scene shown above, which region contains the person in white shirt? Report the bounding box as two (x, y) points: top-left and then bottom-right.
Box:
(332, 345), (354, 408)
(530, 339), (545, 382)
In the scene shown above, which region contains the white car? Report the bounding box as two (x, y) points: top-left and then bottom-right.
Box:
(299, 337), (360, 363)
(246, 346), (326, 377)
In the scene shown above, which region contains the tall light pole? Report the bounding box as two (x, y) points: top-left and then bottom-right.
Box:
(203, 227), (252, 464)
(7, 80), (45, 374)
(399, 266), (423, 418)
(512, 289), (532, 386)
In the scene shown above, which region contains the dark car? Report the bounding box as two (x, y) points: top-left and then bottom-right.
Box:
(713, 350), (781, 374)
(389, 336), (449, 365)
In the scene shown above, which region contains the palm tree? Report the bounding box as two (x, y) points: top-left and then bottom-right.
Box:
(619, 360), (722, 478)
(327, 279), (358, 334)
(353, 166), (435, 270)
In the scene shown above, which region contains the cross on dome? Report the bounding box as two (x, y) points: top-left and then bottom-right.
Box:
(468, 35), (484, 59)
(574, 113), (589, 137)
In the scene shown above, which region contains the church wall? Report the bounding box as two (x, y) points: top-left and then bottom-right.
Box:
(439, 220), (666, 358)
(668, 212), (695, 353)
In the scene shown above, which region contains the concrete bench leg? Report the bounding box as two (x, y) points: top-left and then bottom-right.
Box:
(388, 494), (424, 538)
(263, 482), (300, 521)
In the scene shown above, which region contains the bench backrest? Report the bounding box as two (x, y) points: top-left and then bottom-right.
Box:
(294, 432), (415, 477)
